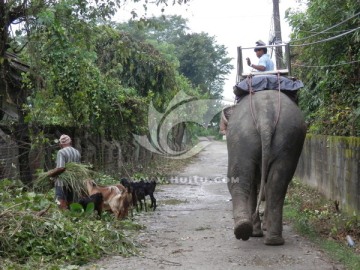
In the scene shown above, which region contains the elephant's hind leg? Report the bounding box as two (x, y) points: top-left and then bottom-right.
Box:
(251, 212), (263, 237)
(263, 158), (296, 246)
(250, 173), (263, 237)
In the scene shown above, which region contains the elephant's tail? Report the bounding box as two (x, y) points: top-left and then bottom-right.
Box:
(254, 128), (274, 219)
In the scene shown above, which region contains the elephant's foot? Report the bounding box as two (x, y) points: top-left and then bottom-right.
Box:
(251, 227), (263, 237)
(252, 216), (263, 237)
(234, 220), (253, 241)
(264, 234), (285, 245)
(261, 216), (267, 231)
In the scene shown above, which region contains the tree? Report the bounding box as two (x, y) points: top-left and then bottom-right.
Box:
(117, 15), (189, 43)
(117, 15), (234, 99)
(286, 0), (360, 136)
(175, 32), (233, 98)
(0, 0), (189, 183)
(117, 15), (233, 149)
(95, 26), (178, 97)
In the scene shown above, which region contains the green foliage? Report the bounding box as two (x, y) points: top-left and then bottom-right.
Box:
(69, 201), (95, 214)
(3, 1), (196, 149)
(27, 5), (116, 128)
(94, 25), (178, 97)
(117, 15), (234, 99)
(117, 15), (190, 44)
(175, 32), (233, 98)
(286, 0), (360, 136)
(34, 163), (95, 195)
(2, 0), (234, 184)
(26, 24), (150, 139)
(190, 124), (223, 140)
(22, 12), (180, 141)
(0, 179), (138, 269)
(113, 15), (234, 146)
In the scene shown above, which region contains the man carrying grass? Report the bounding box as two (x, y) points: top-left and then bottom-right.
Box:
(48, 134), (81, 209)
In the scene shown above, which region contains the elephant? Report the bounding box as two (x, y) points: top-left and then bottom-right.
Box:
(226, 90), (307, 245)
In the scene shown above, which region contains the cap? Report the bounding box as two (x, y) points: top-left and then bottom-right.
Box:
(255, 40), (266, 46)
(59, 134), (72, 145)
(254, 40), (267, 52)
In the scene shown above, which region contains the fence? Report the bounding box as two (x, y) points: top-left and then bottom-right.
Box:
(295, 134), (360, 214)
(0, 129), (154, 181)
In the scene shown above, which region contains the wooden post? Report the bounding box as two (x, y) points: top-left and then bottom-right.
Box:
(236, 46), (243, 83)
(273, 0), (284, 69)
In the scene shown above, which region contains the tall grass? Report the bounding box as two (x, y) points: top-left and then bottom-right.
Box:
(34, 163), (95, 197)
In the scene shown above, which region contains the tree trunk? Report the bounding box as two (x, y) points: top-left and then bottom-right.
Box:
(0, 1), (33, 184)
(172, 122), (186, 151)
(0, 0), (8, 99)
(14, 109), (32, 185)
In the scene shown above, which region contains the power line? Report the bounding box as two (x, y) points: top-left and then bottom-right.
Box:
(290, 26), (360, 47)
(293, 59), (360, 68)
(275, 53), (360, 69)
(291, 11), (360, 43)
(284, 13), (360, 67)
(294, 29), (352, 35)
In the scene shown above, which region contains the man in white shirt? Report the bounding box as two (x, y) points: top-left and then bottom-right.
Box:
(246, 40), (274, 71)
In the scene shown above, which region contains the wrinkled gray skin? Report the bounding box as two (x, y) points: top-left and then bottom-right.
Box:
(227, 90), (306, 245)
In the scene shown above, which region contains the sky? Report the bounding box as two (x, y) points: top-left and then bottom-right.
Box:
(116, 0), (304, 101)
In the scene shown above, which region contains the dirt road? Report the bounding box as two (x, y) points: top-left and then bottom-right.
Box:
(84, 139), (344, 270)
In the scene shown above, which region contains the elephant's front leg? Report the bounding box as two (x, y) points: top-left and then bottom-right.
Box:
(228, 178), (253, 241)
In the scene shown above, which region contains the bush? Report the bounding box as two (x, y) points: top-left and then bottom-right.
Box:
(0, 179), (137, 269)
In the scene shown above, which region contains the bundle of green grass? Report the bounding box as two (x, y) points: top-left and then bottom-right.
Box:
(35, 163), (95, 196)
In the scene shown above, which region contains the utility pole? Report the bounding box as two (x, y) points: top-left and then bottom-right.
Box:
(272, 0), (284, 69)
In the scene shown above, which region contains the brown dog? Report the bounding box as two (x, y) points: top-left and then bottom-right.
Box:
(115, 184), (133, 219)
(84, 179), (124, 219)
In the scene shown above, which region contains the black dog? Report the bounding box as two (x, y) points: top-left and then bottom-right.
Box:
(142, 179), (157, 211)
(78, 192), (103, 217)
(133, 180), (147, 211)
(120, 178), (157, 211)
(120, 178), (138, 211)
